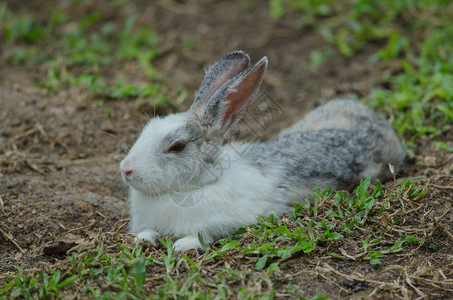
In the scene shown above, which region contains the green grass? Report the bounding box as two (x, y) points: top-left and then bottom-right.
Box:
(367, 21), (453, 154)
(271, 0), (453, 154)
(0, 179), (427, 298)
(2, 1), (452, 144)
(0, 2), (186, 110)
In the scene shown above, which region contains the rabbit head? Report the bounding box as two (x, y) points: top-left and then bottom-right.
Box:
(120, 51), (268, 196)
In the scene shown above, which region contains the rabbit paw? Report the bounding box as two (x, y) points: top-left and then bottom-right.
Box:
(173, 236), (203, 252)
(135, 230), (159, 245)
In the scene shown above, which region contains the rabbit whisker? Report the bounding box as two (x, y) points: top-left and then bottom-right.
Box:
(102, 131), (130, 155)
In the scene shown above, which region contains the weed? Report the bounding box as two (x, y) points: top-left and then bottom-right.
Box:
(0, 266), (78, 300)
(270, 0), (453, 150)
(0, 3), (179, 109)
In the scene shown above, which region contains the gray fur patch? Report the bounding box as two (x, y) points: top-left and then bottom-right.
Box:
(239, 100), (405, 200)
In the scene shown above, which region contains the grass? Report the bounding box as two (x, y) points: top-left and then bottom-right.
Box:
(1, 0), (452, 299)
(0, 179), (430, 298)
(271, 0), (453, 154)
(367, 25), (453, 155)
(2, 0), (452, 144)
(0, 2), (186, 111)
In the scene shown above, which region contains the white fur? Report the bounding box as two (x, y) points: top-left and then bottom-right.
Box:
(127, 140), (290, 251)
(120, 113), (191, 193)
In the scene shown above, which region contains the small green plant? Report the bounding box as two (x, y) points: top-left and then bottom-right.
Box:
(0, 267), (78, 300)
(159, 238), (178, 274)
(269, 0), (337, 25)
(0, 3), (180, 109)
(303, 48), (334, 69)
(398, 179), (427, 199)
(363, 234), (420, 265)
(269, 0), (453, 151)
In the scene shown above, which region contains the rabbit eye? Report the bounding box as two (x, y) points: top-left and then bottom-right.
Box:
(165, 141), (187, 154)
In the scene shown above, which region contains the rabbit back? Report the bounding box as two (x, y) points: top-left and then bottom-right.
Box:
(278, 100), (404, 181)
(280, 99), (380, 134)
(239, 100), (405, 201)
(238, 130), (366, 202)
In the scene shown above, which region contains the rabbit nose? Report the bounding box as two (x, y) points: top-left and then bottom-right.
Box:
(122, 167), (134, 183)
(120, 157), (134, 180)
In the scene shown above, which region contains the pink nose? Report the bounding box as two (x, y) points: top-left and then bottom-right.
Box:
(121, 157), (134, 180)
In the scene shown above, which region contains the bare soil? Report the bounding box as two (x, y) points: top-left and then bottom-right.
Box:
(1, 1), (452, 299)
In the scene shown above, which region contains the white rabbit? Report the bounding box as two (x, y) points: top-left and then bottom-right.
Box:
(120, 51), (405, 252)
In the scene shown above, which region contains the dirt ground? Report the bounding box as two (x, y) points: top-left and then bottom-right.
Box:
(1, 1), (452, 299)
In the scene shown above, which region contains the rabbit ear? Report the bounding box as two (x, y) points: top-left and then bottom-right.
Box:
(205, 56), (268, 130)
(191, 51), (250, 111)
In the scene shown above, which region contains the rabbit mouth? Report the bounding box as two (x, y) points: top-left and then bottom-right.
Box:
(122, 172), (143, 188)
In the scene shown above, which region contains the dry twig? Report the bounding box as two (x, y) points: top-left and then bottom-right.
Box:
(0, 226), (25, 254)
(430, 184), (453, 190)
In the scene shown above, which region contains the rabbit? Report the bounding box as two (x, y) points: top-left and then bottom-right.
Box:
(120, 50), (405, 252)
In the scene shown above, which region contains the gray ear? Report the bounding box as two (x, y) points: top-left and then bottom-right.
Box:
(191, 51), (250, 111)
(205, 56), (268, 130)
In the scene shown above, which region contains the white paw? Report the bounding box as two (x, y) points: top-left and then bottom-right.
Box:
(135, 230), (159, 245)
(173, 236), (203, 252)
